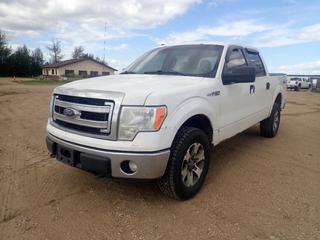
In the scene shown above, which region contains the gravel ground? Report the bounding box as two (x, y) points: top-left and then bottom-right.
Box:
(0, 78), (319, 240)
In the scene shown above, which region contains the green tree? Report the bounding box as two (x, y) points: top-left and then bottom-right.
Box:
(31, 48), (44, 76)
(82, 53), (95, 60)
(10, 45), (31, 76)
(82, 53), (108, 65)
(0, 30), (11, 76)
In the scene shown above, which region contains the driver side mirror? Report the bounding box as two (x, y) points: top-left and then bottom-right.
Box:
(222, 66), (256, 85)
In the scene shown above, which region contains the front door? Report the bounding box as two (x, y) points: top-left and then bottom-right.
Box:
(217, 46), (258, 141)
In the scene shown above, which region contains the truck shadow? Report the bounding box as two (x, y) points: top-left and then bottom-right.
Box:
(206, 125), (261, 181)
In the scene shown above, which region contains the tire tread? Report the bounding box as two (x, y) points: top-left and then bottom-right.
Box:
(260, 103), (280, 138)
(158, 127), (207, 200)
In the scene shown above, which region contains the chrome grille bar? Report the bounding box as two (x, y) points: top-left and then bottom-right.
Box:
(54, 113), (109, 129)
(55, 99), (111, 113)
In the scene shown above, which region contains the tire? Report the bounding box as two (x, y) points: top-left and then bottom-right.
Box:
(295, 85), (301, 91)
(157, 127), (210, 200)
(260, 102), (281, 138)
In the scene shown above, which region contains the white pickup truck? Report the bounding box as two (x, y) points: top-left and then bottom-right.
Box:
(46, 43), (286, 199)
(287, 77), (311, 91)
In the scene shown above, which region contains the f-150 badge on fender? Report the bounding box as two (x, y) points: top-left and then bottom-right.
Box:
(207, 91), (220, 97)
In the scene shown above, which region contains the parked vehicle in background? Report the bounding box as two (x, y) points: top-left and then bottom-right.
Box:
(311, 78), (318, 88)
(46, 43), (287, 199)
(287, 77), (311, 91)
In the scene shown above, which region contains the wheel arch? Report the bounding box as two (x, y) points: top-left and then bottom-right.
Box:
(271, 86), (284, 109)
(179, 114), (213, 143)
(275, 92), (282, 106)
(163, 98), (217, 146)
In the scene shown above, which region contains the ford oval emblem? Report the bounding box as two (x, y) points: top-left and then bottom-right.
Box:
(63, 108), (79, 117)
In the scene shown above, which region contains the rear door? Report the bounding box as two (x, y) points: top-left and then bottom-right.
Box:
(243, 48), (270, 117)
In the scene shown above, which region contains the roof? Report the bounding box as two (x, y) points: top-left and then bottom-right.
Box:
(157, 41), (259, 51)
(42, 58), (117, 71)
(287, 74), (320, 77)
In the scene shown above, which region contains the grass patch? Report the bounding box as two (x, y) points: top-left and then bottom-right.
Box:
(20, 78), (66, 85)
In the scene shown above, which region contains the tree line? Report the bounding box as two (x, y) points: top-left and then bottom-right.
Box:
(0, 29), (107, 77)
(0, 30), (44, 77)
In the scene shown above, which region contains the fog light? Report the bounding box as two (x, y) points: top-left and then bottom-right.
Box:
(120, 160), (137, 174)
(129, 161), (138, 172)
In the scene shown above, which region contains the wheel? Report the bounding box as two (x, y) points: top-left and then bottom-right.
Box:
(260, 103), (281, 138)
(157, 127), (210, 200)
(295, 85), (301, 91)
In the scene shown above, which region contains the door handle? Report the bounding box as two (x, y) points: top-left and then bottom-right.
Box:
(266, 82), (270, 90)
(250, 84), (255, 94)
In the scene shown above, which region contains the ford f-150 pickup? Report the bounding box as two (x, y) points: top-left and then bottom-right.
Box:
(46, 43), (286, 199)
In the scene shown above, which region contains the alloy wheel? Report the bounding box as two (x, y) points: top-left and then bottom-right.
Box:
(181, 142), (205, 187)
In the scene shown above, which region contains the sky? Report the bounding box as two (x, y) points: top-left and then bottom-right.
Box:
(1, 0), (320, 74)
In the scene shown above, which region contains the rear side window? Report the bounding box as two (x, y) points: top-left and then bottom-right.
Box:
(245, 50), (266, 77)
(225, 48), (247, 71)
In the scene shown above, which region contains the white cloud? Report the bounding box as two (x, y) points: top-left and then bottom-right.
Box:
(255, 23), (320, 47)
(0, 0), (200, 38)
(8, 43), (21, 52)
(155, 20), (271, 45)
(0, 0), (200, 64)
(273, 60), (320, 74)
(156, 19), (320, 48)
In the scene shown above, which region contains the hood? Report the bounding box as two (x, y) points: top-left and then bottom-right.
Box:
(56, 74), (204, 105)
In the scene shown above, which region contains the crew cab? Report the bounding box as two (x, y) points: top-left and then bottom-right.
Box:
(287, 77), (311, 91)
(46, 43), (286, 199)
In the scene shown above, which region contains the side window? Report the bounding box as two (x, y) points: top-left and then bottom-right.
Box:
(225, 48), (247, 71)
(245, 51), (266, 77)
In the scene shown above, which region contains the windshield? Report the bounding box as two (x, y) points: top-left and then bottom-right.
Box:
(122, 44), (224, 78)
(291, 78), (301, 81)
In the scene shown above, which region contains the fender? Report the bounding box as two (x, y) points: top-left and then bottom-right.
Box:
(162, 96), (218, 145)
(269, 84), (283, 114)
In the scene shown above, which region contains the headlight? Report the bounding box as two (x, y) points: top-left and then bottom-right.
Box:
(118, 106), (167, 141)
(48, 95), (54, 118)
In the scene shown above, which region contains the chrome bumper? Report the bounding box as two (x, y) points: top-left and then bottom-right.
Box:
(47, 134), (170, 179)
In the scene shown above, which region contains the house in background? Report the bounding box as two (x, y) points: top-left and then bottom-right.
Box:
(42, 58), (117, 80)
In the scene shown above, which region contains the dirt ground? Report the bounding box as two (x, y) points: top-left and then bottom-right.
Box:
(0, 77), (319, 240)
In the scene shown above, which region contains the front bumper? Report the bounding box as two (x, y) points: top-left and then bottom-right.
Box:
(287, 84), (297, 89)
(46, 134), (170, 179)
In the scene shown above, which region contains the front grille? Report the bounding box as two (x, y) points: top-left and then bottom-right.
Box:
(55, 119), (106, 135)
(52, 94), (114, 137)
(57, 94), (107, 106)
(55, 105), (108, 121)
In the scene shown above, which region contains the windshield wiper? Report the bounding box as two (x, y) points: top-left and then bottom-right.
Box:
(121, 71), (137, 74)
(143, 70), (186, 76)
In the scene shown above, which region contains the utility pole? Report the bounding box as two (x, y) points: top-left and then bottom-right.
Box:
(103, 22), (107, 64)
